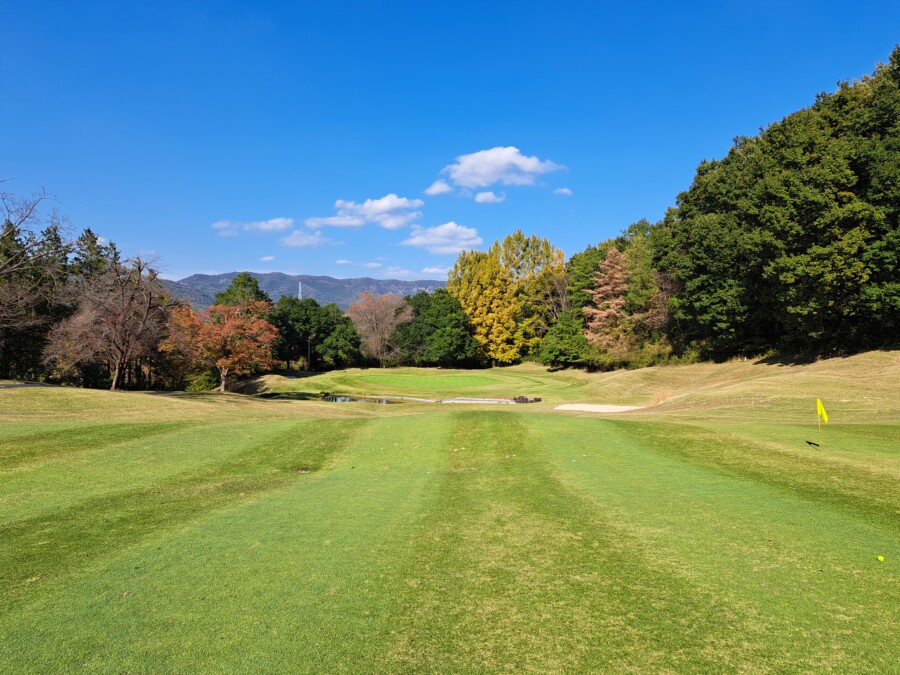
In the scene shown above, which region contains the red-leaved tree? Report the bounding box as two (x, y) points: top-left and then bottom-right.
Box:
(164, 300), (278, 392)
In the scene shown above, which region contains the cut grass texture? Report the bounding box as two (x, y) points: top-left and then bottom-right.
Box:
(0, 351), (897, 671)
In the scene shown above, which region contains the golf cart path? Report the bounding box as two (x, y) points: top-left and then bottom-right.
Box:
(439, 399), (648, 412)
(317, 394), (647, 411)
(321, 393), (649, 410)
(430, 397), (649, 411)
(440, 397), (517, 404)
(554, 403), (646, 413)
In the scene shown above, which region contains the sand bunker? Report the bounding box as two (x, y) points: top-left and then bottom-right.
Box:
(554, 404), (646, 413)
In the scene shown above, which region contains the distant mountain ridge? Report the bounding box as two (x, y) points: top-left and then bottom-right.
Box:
(162, 272), (445, 310)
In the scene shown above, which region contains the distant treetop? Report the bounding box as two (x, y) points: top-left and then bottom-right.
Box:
(214, 272), (272, 305)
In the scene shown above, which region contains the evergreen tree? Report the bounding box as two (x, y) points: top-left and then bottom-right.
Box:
(537, 307), (590, 367)
(271, 296), (362, 370)
(654, 46), (900, 355)
(315, 304), (362, 369)
(392, 289), (478, 367)
(214, 272), (272, 306)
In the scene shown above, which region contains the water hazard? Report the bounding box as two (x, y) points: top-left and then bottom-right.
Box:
(322, 396), (400, 404)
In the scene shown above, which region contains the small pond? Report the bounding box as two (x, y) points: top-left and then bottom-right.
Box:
(323, 396), (401, 405)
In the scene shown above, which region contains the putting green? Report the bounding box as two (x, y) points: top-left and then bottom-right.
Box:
(352, 372), (503, 390)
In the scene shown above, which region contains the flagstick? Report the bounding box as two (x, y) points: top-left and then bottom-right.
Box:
(818, 415), (822, 448)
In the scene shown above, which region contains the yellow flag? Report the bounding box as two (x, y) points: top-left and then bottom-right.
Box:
(816, 398), (828, 425)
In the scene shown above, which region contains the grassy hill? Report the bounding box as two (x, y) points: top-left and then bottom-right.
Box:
(1, 352), (897, 671)
(253, 349), (900, 421)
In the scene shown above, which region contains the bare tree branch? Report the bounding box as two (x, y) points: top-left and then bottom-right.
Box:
(0, 185), (70, 330)
(43, 256), (170, 389)
(346, 292), (412, 365)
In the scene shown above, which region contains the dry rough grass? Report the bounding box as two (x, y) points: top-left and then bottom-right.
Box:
(252, 350), (900, 423)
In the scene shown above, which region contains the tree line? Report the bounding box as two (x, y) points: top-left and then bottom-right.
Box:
(2, 47), (896, 388)
(447, 47), (899, 367)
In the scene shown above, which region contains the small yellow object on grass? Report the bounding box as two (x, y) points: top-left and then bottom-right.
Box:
(816, 398), (829, 425)
(877, 555), (885, 562)
(815, 397), (829, 446)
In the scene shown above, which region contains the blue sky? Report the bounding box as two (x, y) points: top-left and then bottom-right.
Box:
(3, 1), (898, 281)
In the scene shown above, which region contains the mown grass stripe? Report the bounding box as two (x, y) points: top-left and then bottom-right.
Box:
(608, 419), (900, 527)
(379, 411), (773, 672)
(530, 415), (899, 671)
(0, 419), (344, 527)
(0, 418), (366, 607)
(0, 421), (198, 471)
(0, 414), (451, 672)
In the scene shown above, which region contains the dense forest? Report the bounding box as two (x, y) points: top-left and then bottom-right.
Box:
(1, 47), (897, 389)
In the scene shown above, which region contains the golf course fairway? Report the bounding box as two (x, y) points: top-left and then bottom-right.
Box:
(1, 352), (897, 672)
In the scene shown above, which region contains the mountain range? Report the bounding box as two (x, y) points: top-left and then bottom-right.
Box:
(162, 272), (445, 310)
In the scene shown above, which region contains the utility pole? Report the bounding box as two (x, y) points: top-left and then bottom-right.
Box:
(298, 281), (302, 300)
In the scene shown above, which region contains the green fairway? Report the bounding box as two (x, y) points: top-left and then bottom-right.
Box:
(1, 353), (898, 671)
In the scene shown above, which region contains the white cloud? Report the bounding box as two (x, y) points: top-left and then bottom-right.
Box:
(304, 215), (364, 228)
(474, 191), (505, 204)
(211, 220), (239, 237)
(260, 255), (275, 262)
(422, 266), (449, 276)
(250, 217), (293, 232)
(402, 221), (483, 255)
(362, 262), (382, 269)
(424, 179), (452, 196)
(554, 187), (573, 196)
(335, 259), (352, 265)
(384, 266), (413, 278)
(212, 217), (294, 236)
(305, 193), (424, 231)
(280, 230), (329, 247)
(342, 194), (424, 229)
(443, 146), (562, 188)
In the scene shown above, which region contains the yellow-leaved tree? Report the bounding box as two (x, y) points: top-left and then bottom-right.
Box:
(447, 250), (520, 364)
(490, 230), (568, 356)
(448, 230), (568, 363)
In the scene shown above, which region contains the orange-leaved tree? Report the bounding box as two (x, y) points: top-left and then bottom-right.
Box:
(164, 300), (278, 392)
(583, 247), (631, 358)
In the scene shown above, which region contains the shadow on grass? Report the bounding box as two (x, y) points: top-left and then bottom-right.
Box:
(148, 391), (261, 404)
(256, 392), (322, 401)
(754, 352), (822, 366)
(754, 345), (899, 367)
(233, 370), (320, 394)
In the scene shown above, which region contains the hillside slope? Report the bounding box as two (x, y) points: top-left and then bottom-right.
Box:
(255, 350), (900, 423)
(163, 272), (444, 309)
